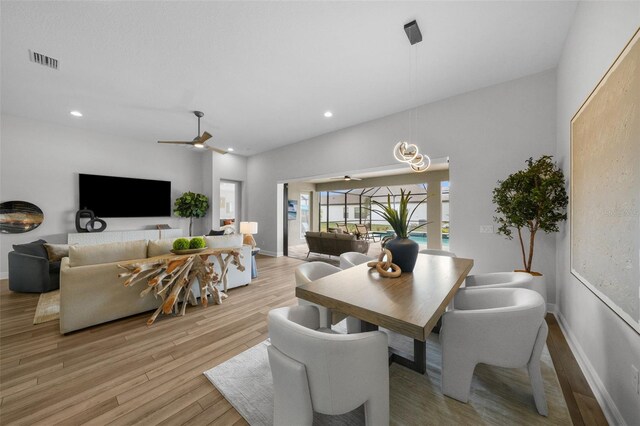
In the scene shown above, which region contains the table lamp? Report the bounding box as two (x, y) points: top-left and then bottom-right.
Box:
(240, 221), (258, 248)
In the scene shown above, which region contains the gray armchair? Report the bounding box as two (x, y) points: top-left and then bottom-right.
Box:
(8, 240), (60, 293)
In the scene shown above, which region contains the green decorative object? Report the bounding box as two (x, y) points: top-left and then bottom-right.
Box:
(189, 237), (206, 249)
(493, 155), (568, 273)
(174, 192), (210, 236)
(172, 238), (190, 251)
(369, 189), (428, 238)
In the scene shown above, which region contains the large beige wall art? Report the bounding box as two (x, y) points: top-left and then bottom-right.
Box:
(571, 28), (640, 334)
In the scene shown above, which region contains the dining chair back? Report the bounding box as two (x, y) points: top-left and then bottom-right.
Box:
(268, 305), (389, 425)
(464, 271), (545, 302)
(441, 288), (548, 415)
(339, 252), (374, 269)
(295, 262), (342, 328)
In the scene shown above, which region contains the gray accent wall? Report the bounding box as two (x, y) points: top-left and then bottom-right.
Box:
(247, 69), (558, 299)
(556, 2), (640, 424)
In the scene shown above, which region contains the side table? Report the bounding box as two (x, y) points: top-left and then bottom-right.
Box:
(251, 248), (260, 279)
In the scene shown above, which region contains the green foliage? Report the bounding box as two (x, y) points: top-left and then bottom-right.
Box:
(189, 237), (206, 249)
(173, 238), (190, 251)
(368, 189), (428, 238)
(173, 192), (209, 219)
(492, 155), (568, 271)
(174, 192), (209, 236)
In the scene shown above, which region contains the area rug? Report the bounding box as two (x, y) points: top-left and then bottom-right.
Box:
(204, 333), (571, 425)
(33, 290), (60, 324)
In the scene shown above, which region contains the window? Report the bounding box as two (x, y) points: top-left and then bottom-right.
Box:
(442, 181), (450, 250)
(354, 207), (362, 220)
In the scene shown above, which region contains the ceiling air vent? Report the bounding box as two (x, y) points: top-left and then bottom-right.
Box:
(29, 50), (59, 70)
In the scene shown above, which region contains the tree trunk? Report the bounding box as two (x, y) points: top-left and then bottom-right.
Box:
(189, 217), (193, 237)
(517, 227), (527, 272)
(527, 228), (537, 273)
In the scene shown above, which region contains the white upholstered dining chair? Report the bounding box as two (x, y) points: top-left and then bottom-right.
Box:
(268, 305), (389, 425)
(464, 271), (545, 302)
(339, 252), (374, 269)
(440, 288), (548, 415)
(294, 262), (342, 329)
(419, 248), (457, 257)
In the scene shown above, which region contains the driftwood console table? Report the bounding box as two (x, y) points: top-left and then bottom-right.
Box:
(117, 248), (244, 325)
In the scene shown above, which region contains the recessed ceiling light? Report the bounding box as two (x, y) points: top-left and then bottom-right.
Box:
(324, 111), (333, 118)
(194, 143), (205, 149)
(228, 147), (234, 152)
(70, 110), (83, 117)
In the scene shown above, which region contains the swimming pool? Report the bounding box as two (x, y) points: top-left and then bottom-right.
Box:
(381, 232), (449, 249)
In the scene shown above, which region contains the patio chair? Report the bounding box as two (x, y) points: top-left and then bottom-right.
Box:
(336, 224), (350, 234)
(355, 224), (373, 241)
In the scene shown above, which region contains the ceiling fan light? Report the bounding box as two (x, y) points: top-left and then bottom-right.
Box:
(194, 143), (205, 148)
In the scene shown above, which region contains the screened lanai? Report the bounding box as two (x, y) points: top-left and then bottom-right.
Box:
(317, 182), (450, 250)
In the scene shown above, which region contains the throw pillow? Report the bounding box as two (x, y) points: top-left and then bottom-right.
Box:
(12, 239), (48, 259)
(69, 240), (148, 267)
(208, 230), (225, 236)
(44, 243), (71, 262)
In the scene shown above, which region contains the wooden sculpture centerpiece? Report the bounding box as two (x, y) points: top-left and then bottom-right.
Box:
(118, 247), (244, 325)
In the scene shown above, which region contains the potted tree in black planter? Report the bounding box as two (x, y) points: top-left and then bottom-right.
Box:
(174, 191), (210, 236)
(370, 190), (428, 272)
(492, 155), (568, 302)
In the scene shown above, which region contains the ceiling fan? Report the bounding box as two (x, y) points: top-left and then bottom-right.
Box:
(330, 175), (362, 181)
(157, 111), (227, 154)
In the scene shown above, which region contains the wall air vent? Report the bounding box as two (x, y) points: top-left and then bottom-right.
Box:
(29, 50), (59, 70)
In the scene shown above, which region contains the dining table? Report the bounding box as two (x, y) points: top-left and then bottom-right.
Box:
(295, 253), (474, 374)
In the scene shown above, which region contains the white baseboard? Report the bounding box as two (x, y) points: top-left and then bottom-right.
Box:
(260, 250), (282, 257)
(555, 311), (626, 426)
(0, 272), (8, 280)
(546, 302), (557, 314)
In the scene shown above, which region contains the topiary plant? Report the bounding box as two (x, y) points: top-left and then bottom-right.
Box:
(492, 155), (568, 273)
(189, 237), (206, 249)
(172, 238), (190, 251)
(174, 192), (209, 236)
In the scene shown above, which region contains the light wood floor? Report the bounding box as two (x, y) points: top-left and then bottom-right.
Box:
(0, 255), (606, 425)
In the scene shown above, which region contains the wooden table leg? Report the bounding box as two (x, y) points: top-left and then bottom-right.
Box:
(361, 320), (426, 374)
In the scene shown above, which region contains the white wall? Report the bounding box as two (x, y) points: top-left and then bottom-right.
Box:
(201, 151), (248, 235)
(247, 70), (558, 300)
(287, 181), (317, 246)
(0, 114), (203, 274)
(556, 3), (640, 424)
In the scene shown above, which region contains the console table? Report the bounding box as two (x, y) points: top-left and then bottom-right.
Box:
(68, 229), (183, 245)
(118, 248), (244, 325)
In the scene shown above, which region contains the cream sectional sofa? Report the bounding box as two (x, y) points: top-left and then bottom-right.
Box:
(59, 235), (251, 334)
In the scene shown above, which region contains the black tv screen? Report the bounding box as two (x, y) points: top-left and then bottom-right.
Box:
(79, 174), (171, 218)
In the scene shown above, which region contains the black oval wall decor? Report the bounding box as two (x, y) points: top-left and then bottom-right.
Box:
(0, 201), (44, 234)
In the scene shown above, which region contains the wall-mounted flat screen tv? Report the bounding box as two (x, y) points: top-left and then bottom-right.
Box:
(79, 174), (171, 217)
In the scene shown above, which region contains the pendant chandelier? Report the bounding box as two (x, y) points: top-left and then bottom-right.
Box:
(393, 141), (431, 172)
(394, 20), (430, 173)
